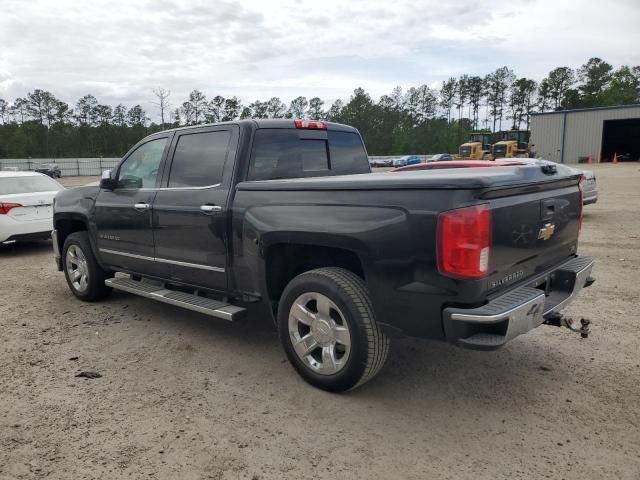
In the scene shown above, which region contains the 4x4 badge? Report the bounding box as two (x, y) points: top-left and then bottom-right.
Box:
(537, 223), (555, 241)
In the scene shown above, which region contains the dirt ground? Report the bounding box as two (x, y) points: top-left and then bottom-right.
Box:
(1, 165), (639, 479)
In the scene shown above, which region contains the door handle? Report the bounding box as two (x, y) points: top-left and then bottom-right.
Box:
(200, 205), (222, 213)
(134, 203), (150, 211)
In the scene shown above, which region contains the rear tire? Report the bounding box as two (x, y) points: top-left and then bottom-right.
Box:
(62, 232), (112, 301)
(278, 267), (389, 392)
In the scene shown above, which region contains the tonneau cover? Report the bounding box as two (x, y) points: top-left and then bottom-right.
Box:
(237, 164), (581, 191)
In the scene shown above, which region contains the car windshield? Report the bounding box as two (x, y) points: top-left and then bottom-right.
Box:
(0, 175), (63, 195)
(38, 164), (55, 168)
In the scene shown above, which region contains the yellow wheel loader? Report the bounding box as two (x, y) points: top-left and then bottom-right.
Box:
(492, 130), (532, 159)
(458, 132), (493, 160)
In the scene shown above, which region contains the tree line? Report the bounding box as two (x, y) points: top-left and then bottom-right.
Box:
(0, 57), (638, 159)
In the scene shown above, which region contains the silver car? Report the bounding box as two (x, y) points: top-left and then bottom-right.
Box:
(581, 170), (598, 205)
(507, 159), (598, 206)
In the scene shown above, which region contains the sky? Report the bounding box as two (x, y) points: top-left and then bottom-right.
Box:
(1, 0), (639, 120)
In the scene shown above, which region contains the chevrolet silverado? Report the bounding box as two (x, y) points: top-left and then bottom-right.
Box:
(52, 119), (594, 392)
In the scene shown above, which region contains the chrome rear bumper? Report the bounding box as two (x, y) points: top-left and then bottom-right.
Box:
(443, 256), (594, 350)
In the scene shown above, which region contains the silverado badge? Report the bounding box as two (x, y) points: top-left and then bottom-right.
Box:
(537, 223), (555, 241)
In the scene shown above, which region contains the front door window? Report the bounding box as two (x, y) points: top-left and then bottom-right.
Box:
(118, 138), (167, 188)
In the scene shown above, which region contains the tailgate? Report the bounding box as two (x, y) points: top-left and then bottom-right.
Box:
(484, 177), (582, 292)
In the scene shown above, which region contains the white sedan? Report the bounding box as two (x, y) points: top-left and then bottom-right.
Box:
(0, 171), (64, 244)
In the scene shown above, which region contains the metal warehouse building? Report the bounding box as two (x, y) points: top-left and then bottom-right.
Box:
(531, 104), (640, 164)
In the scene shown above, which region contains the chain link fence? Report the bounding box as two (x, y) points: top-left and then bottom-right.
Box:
(0, 158), (121, 177)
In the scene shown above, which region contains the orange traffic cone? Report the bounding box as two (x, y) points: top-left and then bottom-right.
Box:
(587, 154), (592, 165)
(613, 152), (618, 164)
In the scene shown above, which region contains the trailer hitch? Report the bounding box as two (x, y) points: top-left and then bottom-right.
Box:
(544, 313), (591, 338)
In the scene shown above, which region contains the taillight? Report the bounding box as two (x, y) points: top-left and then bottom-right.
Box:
(437, 204), (492, 279)
(0, 202), (22, 215)
(294, 119), (327, 130)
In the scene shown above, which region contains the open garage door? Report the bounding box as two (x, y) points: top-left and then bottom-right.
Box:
(601, 118), (640, 162)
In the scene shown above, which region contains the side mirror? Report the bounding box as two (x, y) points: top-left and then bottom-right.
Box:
(99, 169), (117, 190)
(117, 175), (143, 189)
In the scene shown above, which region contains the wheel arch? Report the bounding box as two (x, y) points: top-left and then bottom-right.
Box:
(263, 239), (367, 308)
(55, 214), (89, 253)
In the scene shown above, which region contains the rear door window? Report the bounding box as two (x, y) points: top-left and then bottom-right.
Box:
(168, 130), (231, 188)
(328, 131), (370, 175)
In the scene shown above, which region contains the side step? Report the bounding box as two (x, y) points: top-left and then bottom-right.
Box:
(105, 277), (247, 321)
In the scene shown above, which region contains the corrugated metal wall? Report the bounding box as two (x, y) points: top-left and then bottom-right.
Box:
(531, 114), (564, 162)
(532, 106), (640, 164)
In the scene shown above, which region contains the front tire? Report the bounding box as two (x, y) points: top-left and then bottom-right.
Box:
(62, 232), (112, 301)
(278, 267), (389, 392)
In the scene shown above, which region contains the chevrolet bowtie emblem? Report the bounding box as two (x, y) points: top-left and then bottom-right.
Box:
(537, 223), (555, 241)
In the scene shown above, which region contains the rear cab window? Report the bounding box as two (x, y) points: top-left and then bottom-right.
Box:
(248, 128), (370, 181)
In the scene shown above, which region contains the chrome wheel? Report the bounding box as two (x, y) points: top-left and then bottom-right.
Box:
(288, 292), (351, 375)
(66, 245), (89, 293)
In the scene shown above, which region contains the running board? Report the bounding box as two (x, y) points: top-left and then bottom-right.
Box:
(105, 278), (246, 321)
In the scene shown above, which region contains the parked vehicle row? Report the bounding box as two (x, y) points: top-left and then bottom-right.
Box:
(392, 155), (422, 167)
(370, 153), (456, 168)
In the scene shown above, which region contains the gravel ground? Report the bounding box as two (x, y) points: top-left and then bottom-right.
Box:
(1, 165), (639, 479)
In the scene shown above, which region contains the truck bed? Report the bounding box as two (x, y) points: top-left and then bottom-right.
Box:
(233, 162), (584, 341)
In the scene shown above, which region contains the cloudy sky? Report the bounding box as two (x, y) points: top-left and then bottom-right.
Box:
(1, 0), (639, 119)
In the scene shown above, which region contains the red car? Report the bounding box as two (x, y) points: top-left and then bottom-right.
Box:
(391, 160), (527, 172)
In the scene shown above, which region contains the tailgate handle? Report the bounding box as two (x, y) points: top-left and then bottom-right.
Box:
(541, 199), (556, 220)
(541, 164), (557, 175)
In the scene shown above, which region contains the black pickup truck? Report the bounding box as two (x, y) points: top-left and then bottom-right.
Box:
(52, 119), (594, 392)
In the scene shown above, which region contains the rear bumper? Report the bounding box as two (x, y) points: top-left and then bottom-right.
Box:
(0, 216), (53, 243)
(443, 255), (594, 350)
(1, 231), (52, 243)
(583, 190), (598, 205)
(52, 229), (62, 270)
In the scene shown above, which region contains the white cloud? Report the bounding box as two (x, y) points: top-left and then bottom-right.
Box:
(0, 0), (638, 120)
